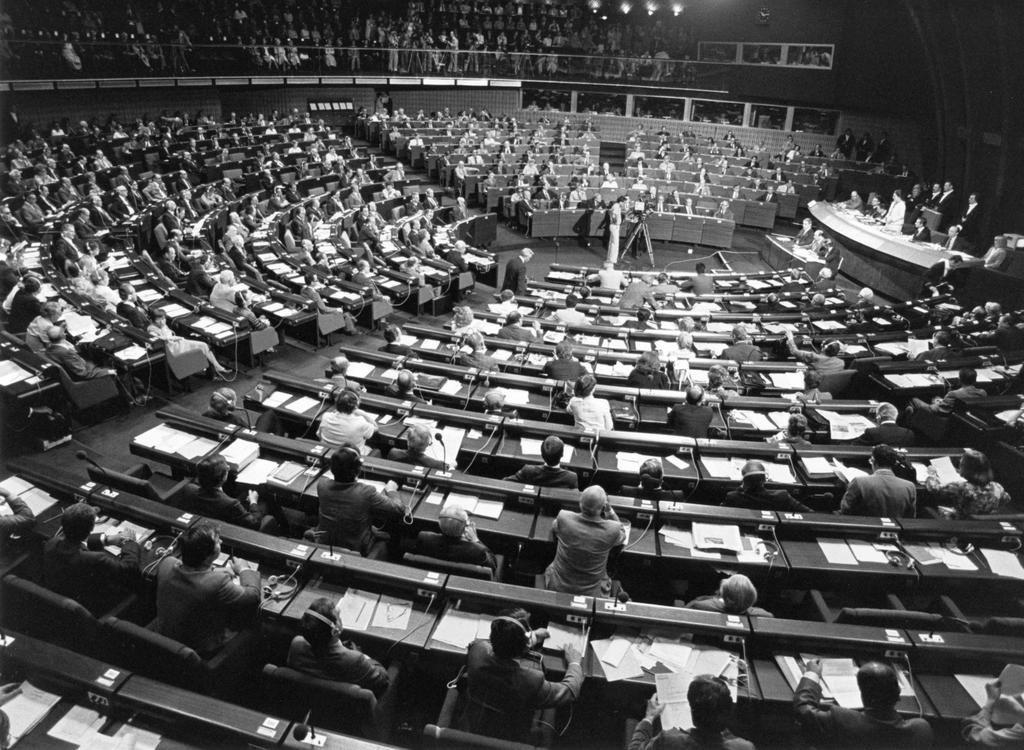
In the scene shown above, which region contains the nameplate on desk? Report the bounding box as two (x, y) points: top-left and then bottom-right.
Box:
(885, 629), (905, 643)
(256, 717), (279, 738)
(95, 668), (120, 688)
(603, 600), (626, 612)
(288, 544), (310, 558)
(782, 513), (804, 520)
(880, 517), (897, 527)
(0, 635), (13, 648)
(726, 615), (743, 628)
(434, 471), (451, 479)
(918, 633), (945, 644)
(176, 513), (194, 524)
(75, 482), (97, 502)
(761, 511), (774, 519)
(423, 571), (441, 583)
(320, 551), (342, 562)
(1000, 522), (1017, 531)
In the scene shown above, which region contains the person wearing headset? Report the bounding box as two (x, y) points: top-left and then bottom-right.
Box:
(312, 447), (404, 558)
(388, 425), (451, 470)
(204, 387), (280, 433)
(179, 454), (284, 534)
(456, 608), (583, 743)
(567, 374), (613, 432)
(287, 596), (393, 696)
(414, 503), (497, 572)
(317, 389), (378, 454)
(154, 521), (260, 657)
(544, 485), (627, 598)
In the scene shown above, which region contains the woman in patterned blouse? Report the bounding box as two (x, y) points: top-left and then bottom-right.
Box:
(925, 448), (1011, 519)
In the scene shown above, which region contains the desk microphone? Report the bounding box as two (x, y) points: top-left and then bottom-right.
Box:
(434, 432), (448, 469)
(76, 450), (117, 486)
(292, 709), (317, 742)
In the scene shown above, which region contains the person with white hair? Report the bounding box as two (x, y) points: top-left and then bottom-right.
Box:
(685, 573), (773, 617)
(854, 287), (875, 309)
(544, 485), (627, 598)
(413, 503), (497, 571)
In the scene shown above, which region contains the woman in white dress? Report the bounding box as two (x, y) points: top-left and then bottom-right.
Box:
(148, 307), (229, 379)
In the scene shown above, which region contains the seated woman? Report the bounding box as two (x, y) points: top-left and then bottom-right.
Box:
(769, 412), (813, 447)
(626, 351), (670, 390)
(414, 503), (497, 571)
(287, 596), (393, 696)
(388, 425), (450, 470)
(685, 574), (773, 617)
(450, 304), (478, 336)
(567, 374), (613, 432)
(210, 270), (268, 330)
(795, 369), (832, 404)
(706, 364), (740, 401)
(925, 448), (1011, 519)
(148, 307), (230, 380)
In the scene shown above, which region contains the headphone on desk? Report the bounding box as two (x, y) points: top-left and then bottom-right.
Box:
(885, 549), (914, 569)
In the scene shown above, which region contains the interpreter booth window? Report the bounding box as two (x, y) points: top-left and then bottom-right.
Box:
(741, 44), (782, 65)
(698, 42), (738, 63)
(634, 96), (687, 121)
(792, 108), (839, 136)
(785, 44), (834, 68)
(577, 92), (626, 116)
(523, 87), (571, 112)
(749, 104), (787, 130)
(691, 99), (744, 126)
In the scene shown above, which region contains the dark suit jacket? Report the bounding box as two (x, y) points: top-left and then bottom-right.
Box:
(43, 534), (140, 616)
(504, 463), (579, 489)
(444, 249), (469, 272)
(910, 227), (931, 242)
(855, 423), (914, 447)
(7, 289), (42, 333)
(415, 530), (497, 571)
(724, 487), (811, 513)
(668, 403), (714, 438)
(497, 324), (537, 342)
(117, 301), (150, 330)
(542, 358), (587, 381)
(840, 469), (916, 517)
(722, 342), (763, 362)
(178, 484), (262, 530)
(501, 256), (528, 295)
(388, 448), (446, 470)
(46, 342), (106, 380)
(794, 675), (933, 748)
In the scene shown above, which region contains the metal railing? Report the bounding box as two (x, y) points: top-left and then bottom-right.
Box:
(0, 39), (735, 89)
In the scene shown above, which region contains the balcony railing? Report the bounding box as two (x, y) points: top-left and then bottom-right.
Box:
(0, 39), (735, 90)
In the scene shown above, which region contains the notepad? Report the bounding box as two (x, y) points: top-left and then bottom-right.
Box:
(438, 379), (463, 395)
(47, 704), (105, 744)
(818, 538), (857, 565)
(473, 499), (504, 520)
(371, 595), (413, 631)
(283, 396), (319, 415)
(764, 462), (796, 484)
(769, 371), (806, 390)
(930, 456), (962, 485)
(236, 458), (279, 486)
(345, 361), (375, 379)
(262, 390), (292, 409)
(982, 549), (1024, 579)
(3, 681), (62, 744)
(269, 461), (306, 485)
(433, 610), (490, 647)
(336, 589), (380, 632)
(692, 523), (743, 553)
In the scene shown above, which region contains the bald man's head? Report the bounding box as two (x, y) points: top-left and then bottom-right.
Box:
(580, 486), (607, 516)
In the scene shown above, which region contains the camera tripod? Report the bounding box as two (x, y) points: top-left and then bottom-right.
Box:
(624, 216), (655, 268)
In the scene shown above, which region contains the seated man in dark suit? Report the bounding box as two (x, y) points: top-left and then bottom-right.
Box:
(287, 596), (394, 696)
(179, 454), (281, 533)
(839, 444), (917, 518)
(913, 330), (952, 362)
(619, 458), (677, 502)
(497, 311), (539, 342)
(542, 340), (588, 381)
(154, 521), (261, 656)
(668, 386), (714, 438)
(794, 659), (933, 747)
(721, 324), (763, 362)
(388, 424), (449, 470)
(43, 325), (117, 381)
(504, 436), (579, 489)
(907, 367), (986, 417)
(724, 460), (811, 513)
(42, 502), (141, 616)
(116, 283), (150, 330)
(631, 674), (756, 750)
(855, 403), (914, 446)
(387, 369), (429, 404)
(414, 503), (497, 571)
(378, 324), (412, 356)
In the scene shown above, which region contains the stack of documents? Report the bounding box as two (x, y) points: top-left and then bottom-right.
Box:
(133, 424), (196, 454)
(432, 609), (492, 647)
(0, 359), (32, 386)
(816, 410), (876, 440)
(219, 439), (260, 471)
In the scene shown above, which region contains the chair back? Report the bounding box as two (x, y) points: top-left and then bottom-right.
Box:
(0, 574), (101, 652)
(99, 616), (210, 691)
(818, 368), (857, 397)
(86, 465), (161, 503)
(836, 607), (970, 632)
(261, 664), (378, 736)
(402, 551), (495, 582)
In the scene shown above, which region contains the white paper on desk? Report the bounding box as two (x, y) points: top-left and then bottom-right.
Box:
(47, 704), (105, 743)
(659, 526), (693, 548)
(520, 438), (544, 456)
(731, 410), (776, 432)
(847, 539), (888, 564)
(818, 538), (857, 565)
(802, 456), (833, 476)
(236, 458), (279, 486)
(4, 681), (61, 743)
(831, 458), (869, 484)
(371, 595), (413, 631)
(113, 726), (162, 750)
(817, 410), (875, 440)
(938, 547), (977, 571)
(336, 589), (380, 632)
(767, 411), (793, 430)
(776, 655), (805, 692)
(665, 454), (690, 471)
(438, 379), (463, 395)
(344, 361), (375, 379)
(262, 390), (292, 409)
(616, 451), (654, 473)
(18, 487), (57, 516)
(543, 622), (588, 654)
(764, 462), (796, 484)
(433, 610), (488, 648)
(473, 499), (503, 520)
(955, 674), (993, 710)
(492, 348), (513, 361)
(692, 523), (743, 552)
(283, 396), (319, 415)
(648, 640), (694, 673)
(0, 476), (33, 497)
(602, 637), (631, 667)
(817, 658), (863, 709)
(444, 492), (478, 514)
(701, 456), (742, 480)
(982, 549), (1024, 579)
(930, 456), (962, 486)
(769, 371), (805, 390)
(656, 672), (693, 730)
(0, 359), (31, 386)
(590, 638), (645, 682)
(133, 423), (179, 449)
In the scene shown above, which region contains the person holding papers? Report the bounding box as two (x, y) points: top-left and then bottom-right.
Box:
(544, 486), (627, 598)
(629, 675), (756, 750)
(962, 678), (1024, 746)
(503, 435), (579, 489)
(793, 659), (933, 747)
(924, 448), (1011, 519)
(839, 444), (917, 518)
(155, 522), (261, 657)
(287, 596), (393, 696)
(42, 503), (140, 617)
(179, 455), (281, 534)
(769, 413), (813, 448)
(0, 487), (34, 540)
(457, 608), (583, 743)
(317, 389), (378, 454)
(854, 403), (914, 447)
(314, 447), (405, 557)
(784, 330), (846, 375)
(415, 504), (497, 572)
(725, 461), (811, 513)
(686, 574), (773, 617)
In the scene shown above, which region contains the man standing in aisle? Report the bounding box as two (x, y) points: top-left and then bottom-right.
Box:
(606, 196), (625, 264)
